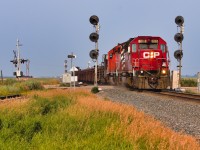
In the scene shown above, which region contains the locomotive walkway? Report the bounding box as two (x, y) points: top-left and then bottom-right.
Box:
(97, 85), (200, 140)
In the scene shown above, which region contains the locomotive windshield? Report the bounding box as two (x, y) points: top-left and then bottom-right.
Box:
(139, 43), (158, 49)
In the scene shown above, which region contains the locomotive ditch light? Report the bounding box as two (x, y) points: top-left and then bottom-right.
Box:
(174, 33), (184, 43)
(89, 32), (99, 42)
(89, 15), (99, 25)
(140, 70), (144, 75)
(161, 69), (167, 75)
(175, 16), (184, 26)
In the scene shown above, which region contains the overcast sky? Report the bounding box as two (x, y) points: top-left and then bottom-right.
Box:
(0, 0), (199, 77)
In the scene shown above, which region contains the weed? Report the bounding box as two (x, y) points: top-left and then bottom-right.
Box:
(2, 78), (17, 86)
(60, 83), (70, 87)
(104, 97), (110, 101)
(91, 86), (99, 93)
(0, 119), (3, 130)
(20, 81), (44, 91)
(181, 78), (197, 87)
(0, 85), (21, 96)
(0, 80), (44, 96)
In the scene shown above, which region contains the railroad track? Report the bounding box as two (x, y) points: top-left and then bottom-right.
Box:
(150, 90), (200, 102)
(161, 91), (200, 100)
(0, 94), (21, 100)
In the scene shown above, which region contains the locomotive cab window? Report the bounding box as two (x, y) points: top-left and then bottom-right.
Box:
(161, 44), (166, 52)
(149, 43), (158, 49)
(109, 53), (113, 59)
(139, 43), (158, 49)
(132, 44), (137, 52)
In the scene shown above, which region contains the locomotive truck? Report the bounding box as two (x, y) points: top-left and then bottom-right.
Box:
(77, 36), (170, 89)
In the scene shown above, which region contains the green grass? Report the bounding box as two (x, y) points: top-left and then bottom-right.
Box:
(181, 78), (197, 87)
(0, 79), (44, 97)
(0, 89), (198, 149)
(0, 85), (21, 96)
(30, 78), (60, 85)
(0, 94), (133, 150)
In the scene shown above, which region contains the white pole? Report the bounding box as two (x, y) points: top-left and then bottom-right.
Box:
(16, 39), (20, 77)
(73, 64), (75, 90)
(94, 24), (99, 87)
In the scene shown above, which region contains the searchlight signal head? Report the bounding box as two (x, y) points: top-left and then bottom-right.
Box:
(175, 16), (184, 26)
(89, 15), (99, 25)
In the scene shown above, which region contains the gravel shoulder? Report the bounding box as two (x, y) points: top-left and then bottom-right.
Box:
(97, 85), (200, 139)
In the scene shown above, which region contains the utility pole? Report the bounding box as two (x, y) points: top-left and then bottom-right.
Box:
(1, 70), (3, 83)
(26, 59), (30, 76)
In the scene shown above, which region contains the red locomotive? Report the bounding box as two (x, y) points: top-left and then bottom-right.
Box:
(77, 36), (170, 89)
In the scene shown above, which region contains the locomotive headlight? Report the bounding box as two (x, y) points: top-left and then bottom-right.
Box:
(161, 69), (167, 74)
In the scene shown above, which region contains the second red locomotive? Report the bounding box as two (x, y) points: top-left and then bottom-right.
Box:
(77, 36), (170, 89)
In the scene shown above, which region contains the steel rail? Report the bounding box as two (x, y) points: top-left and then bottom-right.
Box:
(0, 94), (21, 100)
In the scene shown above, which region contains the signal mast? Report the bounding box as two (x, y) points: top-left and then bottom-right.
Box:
(174, 16), (184, 89)
(89, 15), (100, 86)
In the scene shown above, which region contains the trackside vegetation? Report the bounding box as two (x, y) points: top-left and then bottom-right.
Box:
(0, 78), (59, 96)
(181, 78), (197, 87)
(0, 89), (199, 149)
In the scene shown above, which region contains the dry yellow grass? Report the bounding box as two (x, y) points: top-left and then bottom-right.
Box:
(78, 95), (200, 150)
(0, 88), (199, 149)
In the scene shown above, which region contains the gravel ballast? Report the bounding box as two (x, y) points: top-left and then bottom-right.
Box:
(97, 86), (200, 138)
